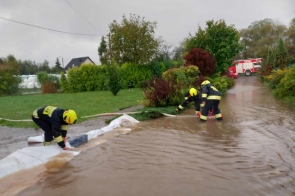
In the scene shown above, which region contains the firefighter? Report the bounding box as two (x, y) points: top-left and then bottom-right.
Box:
(200, 80), (223, 122)
(175, 88), (202, 117)
(32, 106), (77, 150)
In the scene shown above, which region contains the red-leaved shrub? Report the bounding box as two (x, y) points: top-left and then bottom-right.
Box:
(141, 77), (182, 107)
(184, 48), (216, 76)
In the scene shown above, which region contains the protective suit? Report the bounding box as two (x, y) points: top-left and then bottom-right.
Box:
(200, 81), (223, 122)
(176, 88), (202, 117)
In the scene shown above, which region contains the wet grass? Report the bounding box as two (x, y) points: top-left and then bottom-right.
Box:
(0, 89), (179, 128)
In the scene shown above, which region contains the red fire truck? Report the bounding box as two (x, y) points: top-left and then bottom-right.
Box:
(228, 58), (263, 76)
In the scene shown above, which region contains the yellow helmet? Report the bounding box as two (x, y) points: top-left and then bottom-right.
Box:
(63, 109), (77, 124)
(201, 80), (210, 87)
(189, 88), (197, 96)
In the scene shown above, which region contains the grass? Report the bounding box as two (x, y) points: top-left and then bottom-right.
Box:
(0, 88), (179, 128)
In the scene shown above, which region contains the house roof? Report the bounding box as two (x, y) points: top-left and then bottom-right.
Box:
(64, 56), (95, 70)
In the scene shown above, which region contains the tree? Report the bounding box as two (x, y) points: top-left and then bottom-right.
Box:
(18, 60), (39, 75)
(285, 18), (295, 64)
(55, 58), (61, 68)
(261, 47), (275, 77)
(275, 35), (288, 69)
(39, 60), (51, 73)
(239, 19), (286, 59)
(154, 42), (173, 62)
(152, 42), (176, 71)
(104, 14), (162, 65)
(184, 48), (216, 76)
(172, 40), (186, 62)
(51, 58), (64, 73)
(186, 19), (242, 73)
(1, 54), (19, 74)
(266, 47), (276, 68)
(107, 62), (121, 95)
(98, 36), (108, 65)
(0, 54), (21, 95)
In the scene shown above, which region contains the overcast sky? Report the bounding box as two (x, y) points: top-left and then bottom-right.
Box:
(0, 0), (294, 67)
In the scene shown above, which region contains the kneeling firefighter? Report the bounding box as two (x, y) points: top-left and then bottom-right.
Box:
(200, 80), (223, 122)
(32, 106), (77, 150)
(175, 88), (202, 117)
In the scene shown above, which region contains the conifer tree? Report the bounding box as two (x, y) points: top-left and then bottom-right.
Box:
(275, 35), (288, 69)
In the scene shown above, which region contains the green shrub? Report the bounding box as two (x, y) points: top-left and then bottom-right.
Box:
(36, 72), (60, 94)
(150, 61), (166, 78)
(107, 63), (121, 96)
(163, 59), (179, 70)
(162, 65), (200, 89)
(210, 75), (234, 95)
(60, 72), (68, 92)
(282, 96), (295, 107)
(66, 67), (84, 92)
(0, 60), (21, 96)
(80, 64), (109, 91)
(62, 64), (110, 93)
(92, 65), (109, 90)
(141, 66), (200, 107)
(263, 69), (288, 89)
(81, 64), (96, 91)
(119, 63), (153, 88)
(0, 73), (21, 96)
(273, 65), (295, 99)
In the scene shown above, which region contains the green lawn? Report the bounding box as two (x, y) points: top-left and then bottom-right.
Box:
(0, 88), (146, 128)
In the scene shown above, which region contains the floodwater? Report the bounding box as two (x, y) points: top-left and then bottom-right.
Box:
(3, 76), (295, 196)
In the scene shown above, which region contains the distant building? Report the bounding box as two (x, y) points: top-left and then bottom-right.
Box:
(64, 56), (96, 71)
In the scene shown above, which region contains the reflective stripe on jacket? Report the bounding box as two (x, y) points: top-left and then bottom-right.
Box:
(201, 84), (221, 102)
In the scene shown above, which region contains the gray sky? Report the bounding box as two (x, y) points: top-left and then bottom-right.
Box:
(0, 0), (294, 67)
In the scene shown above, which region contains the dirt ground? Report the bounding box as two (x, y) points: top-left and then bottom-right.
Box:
(0, 105), (143, 160)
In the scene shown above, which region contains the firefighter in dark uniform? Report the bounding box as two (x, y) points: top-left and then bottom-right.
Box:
(175, 88), (202, 117)
(200, 80), (223, 122)
(32, 106), (77, 150)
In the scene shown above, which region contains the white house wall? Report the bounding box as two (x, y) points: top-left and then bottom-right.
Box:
(84, 59), (95, 65)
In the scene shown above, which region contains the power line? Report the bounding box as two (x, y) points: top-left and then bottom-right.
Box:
(0, 16), (102, 36)
(64, 0), (103, 34)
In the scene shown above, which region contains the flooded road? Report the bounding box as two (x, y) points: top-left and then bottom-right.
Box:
(6, 76), (295, 195)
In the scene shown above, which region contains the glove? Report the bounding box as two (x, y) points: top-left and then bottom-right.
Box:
(196, 111), (201, 118)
